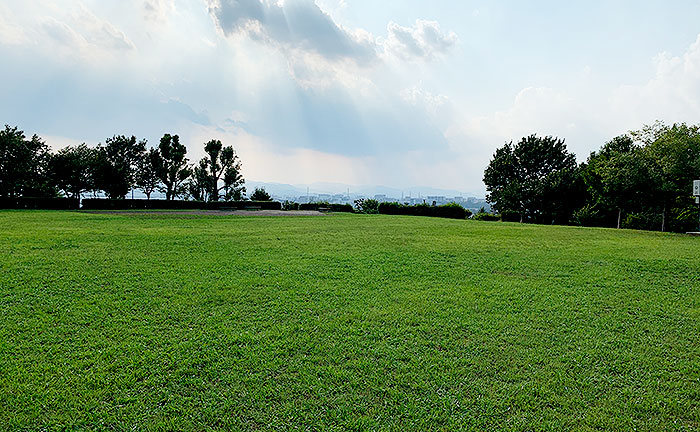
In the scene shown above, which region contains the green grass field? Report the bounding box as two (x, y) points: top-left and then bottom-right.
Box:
(1, 211), (699, 431)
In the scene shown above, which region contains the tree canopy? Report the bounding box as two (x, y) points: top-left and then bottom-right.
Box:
(483, 134), (579, 224)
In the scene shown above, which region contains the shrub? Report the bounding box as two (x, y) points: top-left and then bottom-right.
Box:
(622, 212), (661, 231)
(298, 202), (353, 212)
(249, 187), (272, 201)
(0, 197), (79, 210)
(282, 200), (299, 211)
(570, 204), (609, 227)
(434, 202), (471, 219)
(80, 199), (281, 211)
(669, 205), (699, 233)
(500, 209), (521, 222)
(354, 198), (379, 214)
(377, 202), (470, 219)
(473, 212), (499, 221)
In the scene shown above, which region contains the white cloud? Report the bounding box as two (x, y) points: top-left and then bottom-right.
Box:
(72, 4), (135, 51)
(400, 85), (449, 115)
(33, 3), (135, 63)
(384, 20), (458, 61)
(207, 0), (376, 64)
(610, 33), (700, 126)
(0, 4), (29, 45)
(185, 123), (372, 185)
(142, 0), (175, 23)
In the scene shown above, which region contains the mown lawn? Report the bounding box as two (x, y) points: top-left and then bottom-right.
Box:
(0, 211), (699, 431)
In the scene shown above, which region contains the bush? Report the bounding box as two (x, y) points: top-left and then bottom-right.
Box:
(622, 212), (662, 231)
(207, 201), (282, 211)
(354, 198), (380, 214)
(0, 197), (79, 210)
(249, 187), (272, 201)
(377, 202), (470, 219)
(80, 199), (281, 211)
(570, 204), (610, 227)
(473, 212), (499, 221)
(282, 200), (299, 211)
(669, 205), (699, 233)
(81, 199), (202, 210)
(500, 209), (521, 222)
(298, 202), (353, 212)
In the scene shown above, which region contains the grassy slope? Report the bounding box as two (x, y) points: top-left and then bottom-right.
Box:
(0, 211), (698, 431)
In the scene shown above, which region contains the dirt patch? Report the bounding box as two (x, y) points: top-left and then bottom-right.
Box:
(81, 210), (327, 217)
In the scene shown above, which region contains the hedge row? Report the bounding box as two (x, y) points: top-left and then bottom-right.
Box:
(299, 202), (354, 212)
(378, 202), (472, 219)
(81, 199), (282, 211)
(0, 197), (79, 210)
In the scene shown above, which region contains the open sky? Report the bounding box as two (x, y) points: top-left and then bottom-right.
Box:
(1, 1), (700, 194)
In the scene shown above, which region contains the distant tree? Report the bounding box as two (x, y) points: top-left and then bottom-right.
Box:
(0, 125), (52, 198)
(582, 135), (655, 229)
(49, 143), (98, 199)
(186, 159), (212, 202)
(250, 187), (272, 201)
(636, 122), (700, 231)
(223, 159), (245, 201)
(354, 198), (379, 214)
(155, 134), (190, 200)
(202, 139), (245, 201)
(94, 135), (146, 199)
(483, 134), (578, 223)
(135, 148), (161, 200)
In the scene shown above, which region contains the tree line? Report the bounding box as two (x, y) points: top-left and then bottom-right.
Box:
(0, 125), (274, 202)
(483, 122), (700, 232)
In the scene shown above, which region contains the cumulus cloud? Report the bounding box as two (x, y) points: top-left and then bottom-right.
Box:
(206, 0), (376, 65)
(384, 19), (458, 61)
(73, 5), (135, 51)
(0, 4), (29, 45)
(610, 33), (700, 126)
(142, 0), (175, 23)
(41, 17), (87, 49)
(400, 85), (449, 115)
(38, 4), (135, 60)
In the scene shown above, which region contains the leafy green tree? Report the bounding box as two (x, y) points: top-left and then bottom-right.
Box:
(223, 160), (246, 201)
(636, 122), (700, 231)
(135, 148), (161, 200)
(155, 134), (190, 200)
(202, 139), (245, 201)
(49, 144), (98, 199)
(94, 135), (146, 199)
(186, 159), (213, 202)
(250, 187), (272, 201)
(483, 134), (578, 223)
(581, 135), (644, 228)
(354, 198), (379, 214)
(0, 125), (52, 198)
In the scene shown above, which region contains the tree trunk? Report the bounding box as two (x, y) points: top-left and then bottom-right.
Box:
(661, 205), (666, 232)
(617, 208), (622, 229)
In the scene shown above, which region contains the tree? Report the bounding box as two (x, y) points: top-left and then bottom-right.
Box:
(637, 122), (700, 232)
(0, 125), (52, 198)
(223, 159), (246, 201)
(582, 135), (655, 229)
(94, 135), (146, 199)
(483, 135), (578, 223)
(250, 187), (272, 201)
(202, 139), (245, 201)
(135, 148), (161, 200)
(49, 144), (98, 199)
(186, 159), (212, 202)
(155, 134), (190, 200)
